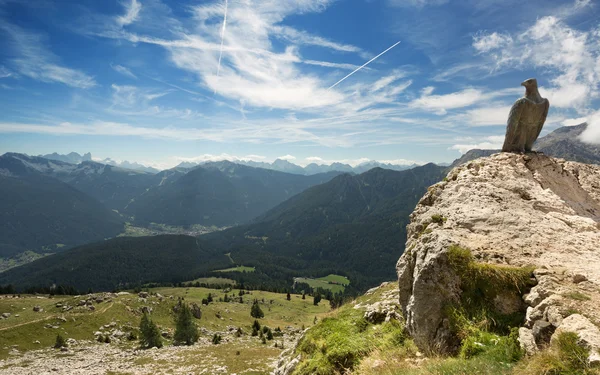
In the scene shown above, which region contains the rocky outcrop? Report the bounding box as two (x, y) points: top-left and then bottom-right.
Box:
(397, 153), (600, 353)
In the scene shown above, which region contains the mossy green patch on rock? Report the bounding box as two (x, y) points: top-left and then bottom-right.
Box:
(446, 245), (536, 337)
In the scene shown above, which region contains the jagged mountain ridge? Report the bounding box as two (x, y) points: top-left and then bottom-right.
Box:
(176, 158), (420, 175)
(202, 163), (447, 290)
(39, 151), (158, 173)
(0, 163), (447, 292)
(0, 170), (124, 257)
(124, 161), (344, 227)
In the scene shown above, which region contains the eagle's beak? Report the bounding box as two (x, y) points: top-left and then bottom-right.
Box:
(521, 81), (527, 87)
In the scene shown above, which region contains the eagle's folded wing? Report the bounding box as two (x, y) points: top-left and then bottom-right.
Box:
(502, 98), (526, 152)
(534, 99), (549, 141)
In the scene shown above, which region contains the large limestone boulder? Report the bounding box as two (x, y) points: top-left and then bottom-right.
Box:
(397, 153), (600, 352)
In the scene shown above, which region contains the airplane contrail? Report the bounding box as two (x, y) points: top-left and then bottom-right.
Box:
(328, 41), (401, 90)
(215, 0), (228, 93)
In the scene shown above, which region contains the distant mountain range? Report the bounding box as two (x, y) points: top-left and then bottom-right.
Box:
(124, 161), (343, 227)
(39, 152), (159, 173)
(0, 164), (447, 291)
(3, 123), (600, 290)
(177, 158), (421, 175)
(0, 154), (124, 257)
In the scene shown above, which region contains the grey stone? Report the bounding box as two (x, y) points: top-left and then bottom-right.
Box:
(532, 320), (555, 346)
(572, 274), (588, 284)
(502, 78), (549, 153)
(32, 306), (42, 312)
(191, 303), (202, 319)
(518, 327), (538, 356)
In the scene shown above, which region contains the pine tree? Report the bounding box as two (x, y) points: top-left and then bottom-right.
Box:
(313, 293), (321, 306)
(139, 312), (163, 349)
(286, 292), (291, 301)
(250, 300), (264, 318)
(207, 293), (213, 303)
(54, 333), (66, 349)
(174, 303), (199, 346)
(252, 319), (261, 331)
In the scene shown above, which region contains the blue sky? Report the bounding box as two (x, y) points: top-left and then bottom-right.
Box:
(1, 0), (600, 169)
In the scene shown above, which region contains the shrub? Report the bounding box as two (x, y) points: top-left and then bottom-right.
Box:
(431, 214), (447, 224)
(139, 312), (163, 349)
(174, 303), (199, 346)
(212, 334), (222, 345)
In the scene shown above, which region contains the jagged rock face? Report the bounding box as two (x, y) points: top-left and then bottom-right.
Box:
(397, 153), (600, 352)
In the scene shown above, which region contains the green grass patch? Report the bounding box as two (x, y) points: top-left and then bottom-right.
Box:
(317, 274), (350, 286)
(294, 307), (407, 374)
(564, 292), (592, 301)
(515, 331), (598, 375)
(431, 214), (447, 225)
(295, 274), (350, 294)
(446, 245), (536, 338)
(212, 266), (255, 273)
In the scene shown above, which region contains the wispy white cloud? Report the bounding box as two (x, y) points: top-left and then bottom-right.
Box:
(472, 32), (512, 53)
(271, 25), (363, 53)
(110, 63), (137, 79)
(371, 71), (406, 92)
(116, 0), (142, 27)
(562, 117), (588, 126)
(302, 156), (423, 167)
(450, 135), (505, 154)
(410, 88), (483, 115)
(580, 110), (600, 143)
(303, 60), (363, 70)
(277, 154), (296, 161)
(473, 16), (600, 112)
(388, 0), (449, 8)
(0, 23), (96, 89)
(0, 65), (13, 78)
(175, 153), (267, 164)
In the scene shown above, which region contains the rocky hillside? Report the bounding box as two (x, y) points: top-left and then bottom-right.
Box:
(274, 153), (600, 374)
(397, 153), (600, 360)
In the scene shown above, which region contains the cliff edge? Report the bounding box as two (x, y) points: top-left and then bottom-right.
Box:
(397, 152), (600, 360)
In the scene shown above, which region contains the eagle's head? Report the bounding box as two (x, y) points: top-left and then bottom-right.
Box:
(521, 78), (538, 88)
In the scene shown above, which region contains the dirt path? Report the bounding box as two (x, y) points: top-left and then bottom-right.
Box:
(0, 303), (114, 332)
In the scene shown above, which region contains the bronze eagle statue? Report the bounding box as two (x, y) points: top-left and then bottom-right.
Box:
(502, 78), (550, 153)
